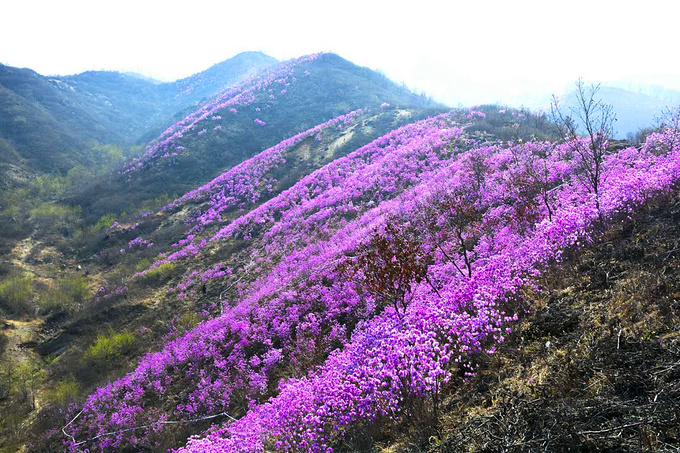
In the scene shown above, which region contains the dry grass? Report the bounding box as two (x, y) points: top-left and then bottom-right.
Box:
(421, 195), (680, 452)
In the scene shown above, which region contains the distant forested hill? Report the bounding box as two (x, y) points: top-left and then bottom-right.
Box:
(0, 52), (276, 175)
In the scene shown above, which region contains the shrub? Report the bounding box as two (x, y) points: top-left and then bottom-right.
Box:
(84, 214), (117, 235)
(0, 273), (34, 314)
(29, 202), (81, 237)
(172, 312), (202, 337)
(57, 275), (90, 303)
(40, 274), (90, 314)
(0, 333), (7, 356)
(83, 330), (135, 365)
(139, 262), (176, 282)
(134, 258), (152, 273)
(30, 202), (81, 224)
(44, 379), (80, 407)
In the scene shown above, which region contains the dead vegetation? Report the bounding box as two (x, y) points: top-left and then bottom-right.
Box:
(419, 194), (680, 452)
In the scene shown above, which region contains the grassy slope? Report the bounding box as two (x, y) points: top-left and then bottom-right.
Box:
(33, 109), (435, 366)
(0, 83), (90, 173)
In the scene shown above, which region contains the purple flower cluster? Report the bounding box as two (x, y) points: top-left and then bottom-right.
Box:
(92, 285), (128, 304)
(64, 117), (680, 452)
(161, 109), (363, 232)
(128, 237), (153, 251)
(466, 108), (486, 120)
(168, 263), (233, 300)
(120, 222), (139, 232)
(201, 263), (232, 282)
(137, 238), (206, 275)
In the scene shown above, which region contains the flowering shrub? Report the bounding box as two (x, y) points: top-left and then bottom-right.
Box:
(466, 109), (486, 120)
(92, 285), (128, 304)
(128, 237), (152, 251)
(167, 263), (232, 300)
(63, 117), (680, 452)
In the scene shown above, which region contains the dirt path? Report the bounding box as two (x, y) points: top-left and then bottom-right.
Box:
(10, 236), (35, 272)
(1, 234), (61, 420)
(2, 318), (45, 408)
(3, 319), (42, 353)
(8, 236), (58, 281)
(4, 236), (47, 368)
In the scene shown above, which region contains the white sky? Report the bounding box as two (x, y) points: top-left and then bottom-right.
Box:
(1, 0), (679, 107)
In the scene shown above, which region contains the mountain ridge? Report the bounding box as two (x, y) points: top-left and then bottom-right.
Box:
(0, 52), (277, 176)
(70, 52), (446, 219)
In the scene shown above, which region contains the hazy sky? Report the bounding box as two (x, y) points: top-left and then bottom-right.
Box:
(2, 0), (679, 107)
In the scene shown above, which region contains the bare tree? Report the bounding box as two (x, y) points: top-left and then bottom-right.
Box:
(656, 105), (680, 131)
(551, 79), (616, 217)
(655, 105), (680, 144)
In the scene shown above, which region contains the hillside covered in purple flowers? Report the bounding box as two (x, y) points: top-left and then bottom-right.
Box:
(1, 50), (680, 453)
(70, 53), (444, 219)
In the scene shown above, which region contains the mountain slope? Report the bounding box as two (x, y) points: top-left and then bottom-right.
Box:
(61, 51), (278, 144)
(46, 110), (679, 452)
(167, 51), (277, 106)
(169, 116), (680, 453)
(0, 52), (276, 176)
(73, 53), (445, 219)
(14, 100), (663, 452)
(0, 47), (677, 453)
(434, 188), (680, 453)
(19, 108), (539, 450)
(0, 80), (90, 172)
